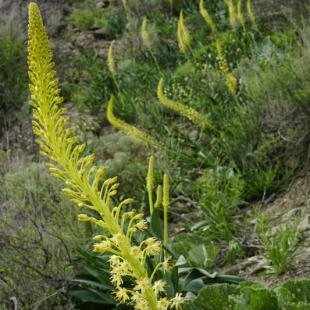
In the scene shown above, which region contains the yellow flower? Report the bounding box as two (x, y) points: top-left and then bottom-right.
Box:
(110, 271), (123, 287)
(162, 256), (173, 272)
(108, 255), (120, 266)
(135, 220), (148, 230)
(114, 287), (130, 303)
(145, 240), (162, 256)
(93, 240), (111, 253)
(153, 280), (167, 297)
(171, 293), (183, 309)
(156, 297), (171, 310)
(134, 277), (151, 293)
(130, 246), (143, 259)
(111, 232), (124, 246)
(119, 259), (132, 275)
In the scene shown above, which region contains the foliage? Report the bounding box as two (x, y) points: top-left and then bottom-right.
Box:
(182, 279), (310, 310)
(88, 131), (148, 200)
(0, 23), (27, 115)
(193, 165), (244, 242)
(255, 209), (305, 275)
(0, 163), (89, 309)
(63, 49), (117, 114)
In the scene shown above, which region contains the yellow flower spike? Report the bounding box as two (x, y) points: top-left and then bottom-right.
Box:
(224, 0), (237, 29)
(163, 174), (169, 251)
(157, 78), (215, 130)
(28, 4), (183, 309)
(107, 42), (121, 93)
(147, 156), (155, 215)
(246, 0), (257, 28)
(177, 19), (186, 53)
(107, 96), (160, 147)
(177, 10), (190, 54)
(237, 0), (246, 30)
(226, 73), (238, 95)
(154, 185), (162, 209)
(199, 0), (217, 33)
(141, 17), (151, 50)
(114, 287), (130, 303)
(130, 246), (143, 259)
(108, 42), (116, 75)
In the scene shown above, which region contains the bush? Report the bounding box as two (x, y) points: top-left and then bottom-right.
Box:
(0, 163), (90, 309)
(0, 24), (27, 114)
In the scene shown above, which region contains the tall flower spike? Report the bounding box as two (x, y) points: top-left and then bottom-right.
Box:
(163, 174), (169, 251)
(246, 0), (257, 29)
(199, 0), (217, 33)
(107, 42), (121, 93)
(147, 156), (155, 215)
(141, 17), (151, 50)
(28, 3), (183, 309)
(177, 11), (192, 54)
(157, 78), (215, 130)
(107, 96), (160, 147)
(224, 0), (237, 30)
(215, 39), (237, 95)
(237, 0), (246, 30)
(141, 16), (160, 71)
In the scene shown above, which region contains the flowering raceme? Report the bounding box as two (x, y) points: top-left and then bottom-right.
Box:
(27, 2), (183, 309)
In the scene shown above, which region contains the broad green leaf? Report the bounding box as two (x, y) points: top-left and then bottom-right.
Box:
(184, 278), (205, 294)
(150, 208), (163, 241)
(231, 287), (278, 310)
(72, 278), (114, 291)
(274, 287), (293, 306)
(193, 283), (239, 310)
(281, 279), (310, 303)
(68, 288), (116, 304)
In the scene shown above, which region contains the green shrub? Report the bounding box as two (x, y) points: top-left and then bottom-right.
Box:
(194, 165), (244, 242)
(0, 163), (90, 309)
(87, 131), (148, 200)
(0, 24), (27, 114)
(183, 279), (310, 310)
(255, 209), (305, 275)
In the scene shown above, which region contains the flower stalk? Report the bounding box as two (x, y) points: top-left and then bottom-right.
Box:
(27, 3), (182, 309)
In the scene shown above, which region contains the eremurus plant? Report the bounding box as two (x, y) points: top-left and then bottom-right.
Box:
(27, 2), (183, 309)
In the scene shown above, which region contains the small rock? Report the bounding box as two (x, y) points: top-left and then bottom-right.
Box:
(249, 257), (270, 275)
(299, 214), (310, 231)
(71, 32), (94, 50)
(93, 28), (110, 40)
(96, 0), (110, 11)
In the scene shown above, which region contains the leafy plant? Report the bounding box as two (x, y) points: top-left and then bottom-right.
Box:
(182, 279), (310, 310)
(0, 23), (27, 114)
(0, 163), (89, 309)
(193, 165), (244, 242)
(27, 3), (185, 309)
(255, 209), (305, 275)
